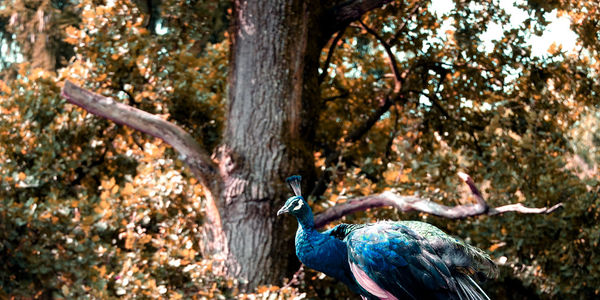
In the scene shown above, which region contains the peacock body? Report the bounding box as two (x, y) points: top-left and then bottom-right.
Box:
(278, 175), (497, 300)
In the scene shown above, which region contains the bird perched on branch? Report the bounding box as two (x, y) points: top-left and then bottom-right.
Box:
(278, 175), (497, 300)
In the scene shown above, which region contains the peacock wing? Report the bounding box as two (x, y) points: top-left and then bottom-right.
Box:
(401, 221), (498, 280)
(345, 222), (459, 300)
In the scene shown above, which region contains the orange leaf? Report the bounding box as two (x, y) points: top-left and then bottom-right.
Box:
(99, 200), (110, 210)
(122, 183), (134, 196)
(100, 190), (110, 201)
(65, 26), (78, 36)
(138, 235), (152, 245)
(489, 243), (505, 252)
(63, 37), (78, 45)
(102, 178), (116, 190)
(125, 234), (134, 249)
(82, 9), (95, 19)
(98, 265), (106, 277)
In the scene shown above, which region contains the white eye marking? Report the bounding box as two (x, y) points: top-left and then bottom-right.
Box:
(292, 200), (303, 211)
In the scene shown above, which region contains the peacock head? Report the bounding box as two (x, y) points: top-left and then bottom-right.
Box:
(277, 175), (312, 218)
(277, 195), (310, 217)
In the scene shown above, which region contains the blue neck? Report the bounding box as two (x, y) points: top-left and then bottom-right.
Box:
(293, 207), (372, 298)
(291, 202), (375, 299)
(296, 207), (315, 230)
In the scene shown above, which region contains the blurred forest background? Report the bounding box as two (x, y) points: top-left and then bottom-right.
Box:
(1, 0), (599, 299)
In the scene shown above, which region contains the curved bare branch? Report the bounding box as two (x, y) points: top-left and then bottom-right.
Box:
(61, 80), (228, 261)
(61, 80), (222, 191)
(313, 172), (562, 228)
(359, 20), (403, 92)
(312, 15), (414, 199)
(310, 94), (398, 198)
(319, 28), (346, 83)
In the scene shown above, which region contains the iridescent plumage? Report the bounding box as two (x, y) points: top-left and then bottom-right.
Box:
(278, 175), (496, 300)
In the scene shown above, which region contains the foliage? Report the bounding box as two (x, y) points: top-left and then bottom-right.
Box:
(0, 0), (599, 299)
(0, 0), (229, 298)
(0, 66), (230, 298)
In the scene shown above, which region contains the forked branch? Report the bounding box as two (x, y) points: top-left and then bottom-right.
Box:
(313, 172), (562, 228)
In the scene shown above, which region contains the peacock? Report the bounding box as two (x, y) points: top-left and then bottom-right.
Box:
(277, 175), (497, 300)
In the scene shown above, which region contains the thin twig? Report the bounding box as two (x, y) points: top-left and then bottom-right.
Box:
(359, 20), (403, 92)
(282, 265), (304, 288)
(388, 2), (423, 46)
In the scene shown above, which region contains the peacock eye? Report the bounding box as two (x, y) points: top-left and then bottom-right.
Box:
(292, 200), (303, 211)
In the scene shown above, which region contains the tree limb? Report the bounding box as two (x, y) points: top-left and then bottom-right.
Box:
(325, 0), (392, 34)
(313, 7), (413, 199)
(359, 20), (403, 92)
(313, 172), (562, 228)
(62, 80), (228, 262)
(319, 28), (346, 83)
(332, 0), (393, 26)
(61, 80), (222, 193)
(311, 81), (408, 198)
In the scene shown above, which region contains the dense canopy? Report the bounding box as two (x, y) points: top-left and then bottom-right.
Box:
(1, 0), (599, 299)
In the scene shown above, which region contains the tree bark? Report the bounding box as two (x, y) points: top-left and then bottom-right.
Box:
(9, 3), (57, 71)
(219, 0), (318, 287)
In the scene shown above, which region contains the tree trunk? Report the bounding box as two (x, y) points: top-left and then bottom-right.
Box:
(10, 3), (57, 72)
(218, 0), (319, 287)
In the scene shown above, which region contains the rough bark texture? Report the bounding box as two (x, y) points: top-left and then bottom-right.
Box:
(220, 0), (316, 286)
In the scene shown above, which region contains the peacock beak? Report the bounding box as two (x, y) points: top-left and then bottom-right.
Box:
(277, 206), (289, 216)
(277, 203), (290, 216)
